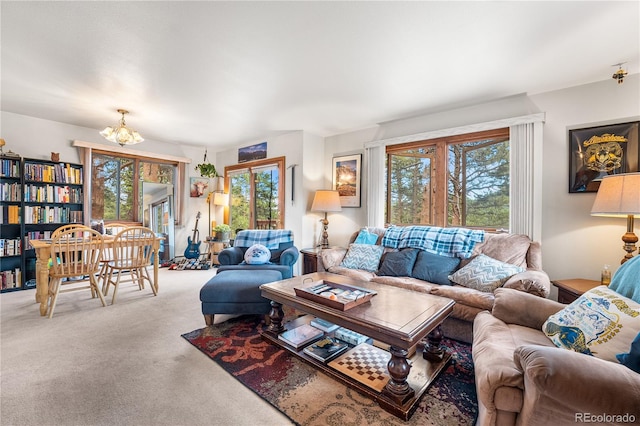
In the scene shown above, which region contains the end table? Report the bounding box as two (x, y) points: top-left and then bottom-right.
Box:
(552, 278), (600, 304)
(300, 248), (325, 274)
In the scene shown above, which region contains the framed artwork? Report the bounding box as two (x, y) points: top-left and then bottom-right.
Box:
(190, 177), (209, 198)
(332, 154), (362, 207)
(569, 121), (639, 193)
(238, 141), (267, 163)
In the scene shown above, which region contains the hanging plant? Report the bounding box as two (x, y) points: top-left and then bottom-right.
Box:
(195, 149), (219, 178)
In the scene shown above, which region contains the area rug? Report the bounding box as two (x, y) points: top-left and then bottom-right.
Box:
(182, 316), (477, 426)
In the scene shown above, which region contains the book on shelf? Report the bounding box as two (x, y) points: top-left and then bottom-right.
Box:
(303, 336), (349, 362)
(278, 323), (324, 349)
(310, 317), (340, 333)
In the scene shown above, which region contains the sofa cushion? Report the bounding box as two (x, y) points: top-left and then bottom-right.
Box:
(354, 228), (380, 245)
(472, 233), (531, 268)
(411, 250), (460, 285)
(244, 244), (271, 265)
(340, 244), (384, 272)
(542, 286), (640, 363)
(327, 265), (377, 282)
(370, 275), (434, 293)
(449, 254), (525, 292)
(377, 249), (418, 277)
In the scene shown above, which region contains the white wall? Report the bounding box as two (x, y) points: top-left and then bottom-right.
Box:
(531, 75), (640, 282)
(323, 75), (640, 285)
(3, 74), (639, 280)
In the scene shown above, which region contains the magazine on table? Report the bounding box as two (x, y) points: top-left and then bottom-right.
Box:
(278, 323), (324, 349)
(303, 336), (349, 362)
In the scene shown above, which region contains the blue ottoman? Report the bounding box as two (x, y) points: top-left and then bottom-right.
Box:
(200, 269), (283, 325)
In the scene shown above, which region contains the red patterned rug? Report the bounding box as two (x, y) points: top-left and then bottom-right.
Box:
(182, 316), (477, 425)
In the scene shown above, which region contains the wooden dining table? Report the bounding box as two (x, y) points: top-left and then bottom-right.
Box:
(29, 236), (161, 316)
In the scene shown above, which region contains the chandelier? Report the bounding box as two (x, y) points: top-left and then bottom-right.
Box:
(100, 109), (144, 146)
(612, 63), (628, 85)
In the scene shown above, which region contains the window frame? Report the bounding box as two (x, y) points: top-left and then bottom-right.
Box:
(224, 156), (286, 230)
(385, 127), (509, 229)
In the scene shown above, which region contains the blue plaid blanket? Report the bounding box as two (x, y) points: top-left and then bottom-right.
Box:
(233, 229), (294, 250)
(381, 226), (484, 258)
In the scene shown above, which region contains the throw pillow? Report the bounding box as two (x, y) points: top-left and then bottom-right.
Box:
(448, 254), (525, 292)
(354, 228), (379, 245)
(617, 332), (640, 373)
(377, 249), (419, 277)
(340, 244), (384, 272)
(412, 250), (461, 286)
(244, 244), (271, 265)
(609, 255), (640, 303)
(542, 286), (640, 363)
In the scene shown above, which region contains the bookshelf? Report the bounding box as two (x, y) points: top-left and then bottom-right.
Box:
(0, 155), (24, 291)
(0, 156), (85, 292)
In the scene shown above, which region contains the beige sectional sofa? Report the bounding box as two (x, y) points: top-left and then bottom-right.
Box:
(320, 227), (551, 343)
(473, 288), (640, 426)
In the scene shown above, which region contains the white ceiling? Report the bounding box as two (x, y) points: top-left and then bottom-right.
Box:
(1, 1), (638, 150)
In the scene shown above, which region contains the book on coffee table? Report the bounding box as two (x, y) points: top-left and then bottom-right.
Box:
(310, 317), (339, 333)
(278, 323), (324, 349)
(303, 336), (349, 362)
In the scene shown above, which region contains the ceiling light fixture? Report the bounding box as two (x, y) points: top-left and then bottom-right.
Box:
(100, 109), (144, 146)
(612, 63), (628, 84)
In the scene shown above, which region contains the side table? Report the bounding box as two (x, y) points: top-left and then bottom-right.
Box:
(300, 248), (325, 274)
(552, 278), (600, 304)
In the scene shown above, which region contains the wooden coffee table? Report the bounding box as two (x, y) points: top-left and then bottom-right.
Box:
(260, 272), (455, 420)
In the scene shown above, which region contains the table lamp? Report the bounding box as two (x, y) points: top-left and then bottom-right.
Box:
(311, 190), (342, 248)
(591, 173), (640, 264)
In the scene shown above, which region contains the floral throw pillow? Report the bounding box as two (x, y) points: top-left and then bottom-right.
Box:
(340, 244), (384, 272)
(244, 244), (271, 265)
(542, 286), (640, 363)
(448, 254), (524, 292)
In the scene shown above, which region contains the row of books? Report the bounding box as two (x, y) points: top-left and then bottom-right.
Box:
(277, 318), (372, 363)
(0, 182), (21, 201)
(23, 163), (82, 185)
(1, 268), (22, 289)
(25, 230), (53, 249)
(0, 159), (20, 178)
(23, 206), (82, 224)
(0, 205), (21, 224)
(23, 184), (83, 204)
(0, 238), (22, 257)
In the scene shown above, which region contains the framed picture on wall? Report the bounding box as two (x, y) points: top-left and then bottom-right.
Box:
(190, 177), (209, 198)
(332, 154), (362, 207)
(568, 121), (639, 193)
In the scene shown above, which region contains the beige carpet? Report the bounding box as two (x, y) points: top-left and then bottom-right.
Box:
(0, 268), (292, 426)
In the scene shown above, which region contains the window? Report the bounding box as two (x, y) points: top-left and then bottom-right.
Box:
(224, 157), (285, 233)
(91, 152), (177, 223)
(386, 128), (509, 230)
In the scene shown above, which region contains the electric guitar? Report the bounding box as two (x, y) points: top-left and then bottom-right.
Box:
(184, 211), (202, 259)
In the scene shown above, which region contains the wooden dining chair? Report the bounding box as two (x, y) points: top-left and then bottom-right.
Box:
(46, 227), (106, 318)
(102, 226), (157, 304)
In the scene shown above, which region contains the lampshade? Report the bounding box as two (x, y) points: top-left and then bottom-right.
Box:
(100, 109), (144, 146)
(311, 190), (342, 213)
(213, 192), (229, 206)
(591, 173), (640, 217)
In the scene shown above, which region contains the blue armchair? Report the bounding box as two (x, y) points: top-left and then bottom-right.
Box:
(217, 229), (299, 278)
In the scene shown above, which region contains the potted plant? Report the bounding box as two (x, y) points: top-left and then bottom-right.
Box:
(213, 224), (231, 241)
(195, 149), (219, 178)
(195, 162), (218, 178)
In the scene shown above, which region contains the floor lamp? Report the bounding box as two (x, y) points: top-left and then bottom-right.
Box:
(311, 190), (342, 248)
(591, 173), (640, 264)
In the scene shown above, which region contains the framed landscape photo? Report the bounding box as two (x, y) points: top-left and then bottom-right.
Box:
(568, 121), (639, 193)
(332, 154), (361, 207)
